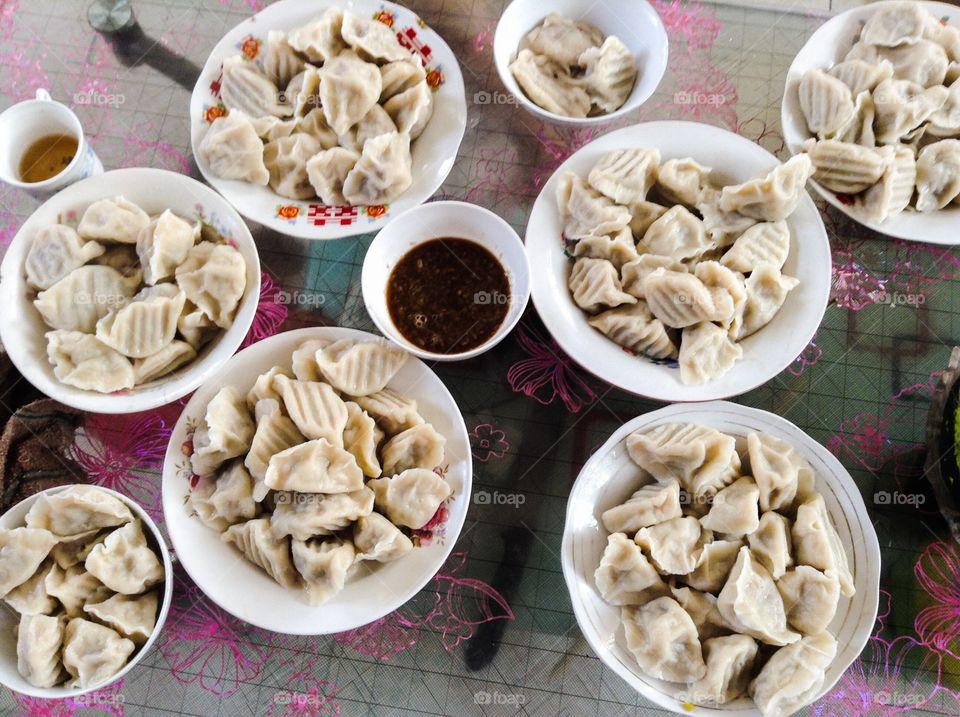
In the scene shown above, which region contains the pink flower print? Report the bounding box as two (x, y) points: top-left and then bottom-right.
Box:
(735, 117), (786, 157)
(332, 613), (421, 661)
(789, 337), (823, 376)
(266, 667), (340, 717)
(241, 272), (289, 349)
(665, 54), (739, 130)
(13, 679), (125, 716)
(472, 22), (496, 53)
(915, 540), (960, 661)
(507, 327), (596, 413)
(470, 423), (510, 462)
(652, 0), (722, 52)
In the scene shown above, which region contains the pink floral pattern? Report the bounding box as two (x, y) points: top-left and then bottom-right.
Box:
(507, 328), (597, 413)
(265, 663), (340, 717)
(13, 680), (126, 716)
(469, 423), (510, 461)
(914, 540), (960, 661)
(241, 272), (289, 349)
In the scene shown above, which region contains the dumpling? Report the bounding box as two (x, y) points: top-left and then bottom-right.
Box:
(628, 200), (668, 238)
(35, 265), (140, 333)
(587, 302), (678, 359)
(719, 154), (814, 222)
(718, 546), (800, 646)
(828, 58), (894, 95)
(177, 300), (216, 349)
(696, 187), (758, 248)
(175, 241), (246, 329)
(588, 148), (659, 205)
(620, 254), (686, 299)
(290, 340), (328, 382)
(693, 261), (747, 333)
(264, 438), (363, 494)
(643, 269), (735, 329)
(273, 374), (348, 445)
(295, 107), (338, 147)
(509, 49), (591, 118)
(46, 330), (135, 393)
(802, 139), (889, 195)
(380, 59), (426, 102)
(681, 322), (745, 381)
(62, 617), (134, 688)
(263, 133), (323, 199)
(736, 264), (798, 339)
(578, 36), (637, 113)
(638, 205), (711, 261)
(25, 485), (132, 538)
(133, 340), (196, 384)
(749, 512), (793, 579)
(307, 146), (359, 203)
(594, 533), (668, 605)
(50, 532), (107, 571)
(256, 29), (304, 87)
(381, 423), (446, 476)
(4, 560), (56, 615)
(520, 13), (603, 67)
(836, 90), (878, 146)
(571, 227), (639, 269)
(622, 597), (707, 683)
(136, 209), (196, 285)
(196, 110), (270, 185)
(688, 634), (758, 706)
(219, 56), (290, 118)
(25, 225), (104, 290)
(873, 78), (947, 144)
(341, 131), (413, 205)
(354, 388), (424, 435)
(287, 7), (346, 62)
(368, 468), (452, 529)
(670, 585), (729, 640)
(0, 527), (58, 596)
(353, 512), (413, 562)
(749, 632), (837, 717)
(928, 78), (960, 136)
(314, 339), (408, 396)
(77, 196), (149, 243)
(798, 69), (855, 138)
(319, 51), (382, 136)
(748, 431), (811, 512)
(635, 516), (707, 575)
(857, 145), (916, 222)
(191, 385), (255, 476)
(248, 113), (297, 142)
(190, 460), (259, 532)
(84, 590), (158, 645)
(862, 2), (926, 46)
(777, 565), (841, 635)
(44, 564), (110, 616)
(17, 613), (65, 688)
(557, 172), (631, 239)
(85, 520), (164, 595)
(270, 488), (374, 540)
(222, 518), (300, 588)
(915, 139), (960, 212)
(626, 423), (739, 500)
(792, 494), (855, 597)
(343, 402), (383, 478)
(291, 538), (356, 605)
(655, 157), (711, 207)
(95, 284), (186, 359)
(700, 477), (760, 537)
(568, 257), (636, 313)
(382, 81), (433, 139)
(244, 398), (305, 499)
(853, 38), (949, 87)
(684, 539), (742, 593)
(341, 11), (409, 62)
(246, 367), (292, 410)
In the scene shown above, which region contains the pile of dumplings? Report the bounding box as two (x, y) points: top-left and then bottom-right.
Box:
(594, 423), (854, 716)
(1, 486), (164, 689)
(510, 14), (637, 118)
(797, 1), (960, 222)
(26, 196), (247, 393)
(560, 147), (808, 384)
(186, 337), (452, 605)
(199, 7), (435, 206)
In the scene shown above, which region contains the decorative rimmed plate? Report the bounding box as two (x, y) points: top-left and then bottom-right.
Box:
(525, 120), (831, 403)
(781, 0), (960, 245)
(161, 327), (472, 635)
(561, 401), (880, 716)
(190, 0), (467, 240)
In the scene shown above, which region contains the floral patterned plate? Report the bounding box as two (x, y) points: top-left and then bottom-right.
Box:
(189, 0), (467, 240)
(160, 327), (472, 635)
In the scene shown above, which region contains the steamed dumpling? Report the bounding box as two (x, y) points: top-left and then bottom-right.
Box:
(263, 133), (323, 200)
(46, 330), (135, 393)
(319, 51), (382, 135)
(175, 241), (246, 329)
(198, 110), (269, 185)
(341, 131), (413, 205)
(25, 225), (104, 290)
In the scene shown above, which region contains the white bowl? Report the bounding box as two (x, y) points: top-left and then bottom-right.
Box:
(0, 485), (174, 699)
(161, 326), (472, 635)
(190, 0), (467, 240)
(361, 201), (531, 361)
(0, 168), (261, 414)
(781, 0), (960, 245)
(525, 121), (832, 402)
(562, 401), (880, 717)
(493, 0), (668, 126)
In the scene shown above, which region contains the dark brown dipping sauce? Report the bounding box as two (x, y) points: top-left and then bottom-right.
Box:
(19, 134), (78, 183)
(387, 238), (510, 355)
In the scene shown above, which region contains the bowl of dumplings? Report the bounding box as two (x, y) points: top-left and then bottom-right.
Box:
(190, 0), (467, 240)
(561, 401), (880, 717)
(161, 327), (472, 634)
(493, 0), (668, 125)
(0, 168), (260, 413)
(782, 0), (960, 244)
(0, 484), (172, 698)
(525, 121), (831, 403)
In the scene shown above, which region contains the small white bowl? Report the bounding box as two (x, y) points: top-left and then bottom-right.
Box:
(361, 201), (531, 361)
(0, 485), (174, 699)
(0, 167), (261, 414)
(493, 0), (669, 126)
(562, 401), (880, 716)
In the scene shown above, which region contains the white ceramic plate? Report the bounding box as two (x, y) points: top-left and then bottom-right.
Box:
(190, 0), (467, 240)
(0, 168), (261, 414)
(0, 485), (174, 699)
(161, 327), (472, 635)
(561, 401), (880, 717)
(781, 0), (960, 244)
(525, 121), (831, 402)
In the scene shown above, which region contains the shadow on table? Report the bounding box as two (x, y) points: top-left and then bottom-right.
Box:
(103, 21), (201, 90)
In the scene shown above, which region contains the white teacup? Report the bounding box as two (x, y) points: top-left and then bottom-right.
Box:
(0, 89), (103, 198)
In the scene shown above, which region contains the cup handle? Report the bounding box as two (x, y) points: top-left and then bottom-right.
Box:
(35, 88), (52, 102)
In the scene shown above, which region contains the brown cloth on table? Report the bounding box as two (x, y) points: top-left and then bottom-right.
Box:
(0, 344), (86, 512)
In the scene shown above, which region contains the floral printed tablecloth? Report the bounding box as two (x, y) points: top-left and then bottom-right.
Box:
(1, 0), (959, 715)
